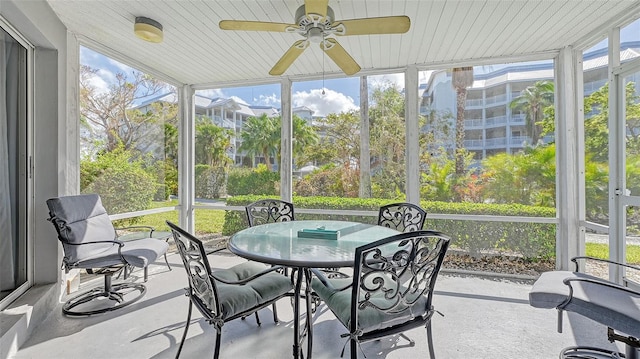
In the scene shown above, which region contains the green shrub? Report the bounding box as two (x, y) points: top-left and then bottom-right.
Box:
(293, 164), (359, 197)
(195, 164), (226, 199)
(163, 159), (178, 199)
(226, 165), (279, 196)
(81, 148), (158, 224)
(222, 195), (556, 260)
(151, 159), (177, 201)
(422, 201), (556, 260)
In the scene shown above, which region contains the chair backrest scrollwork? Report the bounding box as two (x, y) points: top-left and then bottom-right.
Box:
(167, 221), (220, 320)
(377, 202), (427, 232)
(245, 199), (295, 227)
(351, 230), (450, 334)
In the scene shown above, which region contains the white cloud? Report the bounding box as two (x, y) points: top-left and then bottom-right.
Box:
(196, 89), (225, 98)
(368, 73), (405, 90)
(85, 69), (114, 95)
(256, 93), (280, 107)
(292, 88), (358, 117)
(229, 96), (249, 105)
(107, 58), (134, 73)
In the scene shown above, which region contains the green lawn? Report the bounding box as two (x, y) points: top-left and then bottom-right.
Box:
(124, 200), (227, 236)
(586, 242), (640, 264)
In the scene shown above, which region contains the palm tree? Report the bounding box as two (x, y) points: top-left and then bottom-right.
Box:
(452, 67), (474, 175)
(239, 114), (279, 170)
(195, 118), (232, 167)
(510, 80), (554, 145)
(268, 114), (319, 167)
(290, 115), (319, 167)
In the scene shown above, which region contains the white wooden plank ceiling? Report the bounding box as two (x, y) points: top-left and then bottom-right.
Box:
(45, 0), (640, 87)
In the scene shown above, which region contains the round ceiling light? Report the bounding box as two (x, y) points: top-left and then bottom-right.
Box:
(134, 16), (163, 43)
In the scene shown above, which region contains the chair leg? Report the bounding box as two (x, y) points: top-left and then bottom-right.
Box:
(144, 267), (148, 282)
(213, 330), (222, 359)
(426, 321), (436, 359)
(254, 312), (261, 326)
(164, 253), (172, 270)
(272, 303), (279, 323)
(163, 238), (172, 271)
(176, 301), (193, 359)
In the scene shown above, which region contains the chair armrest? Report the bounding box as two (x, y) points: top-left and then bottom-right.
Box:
(571, 256), (640, 273)
(310, 268), (352, 292)
(115, 225), (155, 236)
(561, 276), (640, 307)
(211, 265), (288, 285)
(563, 276), (639, 293)
(64, 239), (124, 248)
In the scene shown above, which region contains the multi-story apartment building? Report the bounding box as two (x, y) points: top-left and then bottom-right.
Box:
(137, 93), (314, 167)
(421, 41), (640, 161)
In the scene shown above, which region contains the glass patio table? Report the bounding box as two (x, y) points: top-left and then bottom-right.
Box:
(228, 220), (400, 359)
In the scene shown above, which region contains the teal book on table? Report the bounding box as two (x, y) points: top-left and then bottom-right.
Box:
(297, 228), (340, 240)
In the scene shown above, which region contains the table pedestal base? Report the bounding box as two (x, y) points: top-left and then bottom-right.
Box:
(291, 267), (313, 359)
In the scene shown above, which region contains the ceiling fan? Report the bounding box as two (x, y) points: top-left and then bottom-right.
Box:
(219, 0), (410, 76)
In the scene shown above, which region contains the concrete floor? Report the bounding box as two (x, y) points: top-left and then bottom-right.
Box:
(10, 252), (626, 359)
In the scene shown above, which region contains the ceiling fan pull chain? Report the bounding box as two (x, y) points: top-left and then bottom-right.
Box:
(322, 50), (326, 95)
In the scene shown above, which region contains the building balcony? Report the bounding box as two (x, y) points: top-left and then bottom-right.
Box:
(485, 93), (508, 105)
(465, 98), (484, 107)
(485, 115), (508, 127)
(511, 114), (526, 124)
(464, 118), (484, 128)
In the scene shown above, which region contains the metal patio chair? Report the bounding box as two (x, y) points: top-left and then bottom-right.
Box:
(245, 198), (295, 227)
(529, 256), (640, 358)
(46, 194), (169, 316)
(167, 221), (293, 359)
(377, 202), (427, 232)
(311, 230), (450, 359)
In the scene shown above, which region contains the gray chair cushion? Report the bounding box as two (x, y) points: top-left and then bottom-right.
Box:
(211, 261), (293, 319)
(48, 194), (169, 269)
(530, 270), (640, 337)
(75, 237), (169, 269)
(311, 276), (428, 332)
(47, 194), (118, 264)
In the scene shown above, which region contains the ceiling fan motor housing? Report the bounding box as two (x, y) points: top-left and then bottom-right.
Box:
(295, 4), (335, 32)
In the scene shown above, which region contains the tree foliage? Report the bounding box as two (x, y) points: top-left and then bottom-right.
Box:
(239, 113), (318, 170)
(195, 116), (233, 167)
(481, 145), (556, 207)
(80, 146), (157, 219)
(80, 65), (169, 153)
(369, 84), (407, 197)
(303, 111), (360, 168)
(239, 114), (279, 170)
(510, 80), (554, 145)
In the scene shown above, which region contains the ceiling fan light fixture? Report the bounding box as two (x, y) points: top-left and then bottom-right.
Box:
(134, 16), (163, 43)
(308, 27), (324, 43)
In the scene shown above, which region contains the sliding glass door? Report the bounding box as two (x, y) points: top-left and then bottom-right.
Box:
(1, 19), (31, 309)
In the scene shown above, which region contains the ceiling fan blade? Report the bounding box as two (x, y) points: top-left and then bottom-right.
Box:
(305, 0), (329, 19)
(219, 20), (293, 32)
(332, 16), (411, 36)
(270, 40), (310, 76)
(321, 38), (361, 76)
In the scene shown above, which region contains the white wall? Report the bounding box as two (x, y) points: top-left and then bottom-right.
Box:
(0, 1), (72, 357)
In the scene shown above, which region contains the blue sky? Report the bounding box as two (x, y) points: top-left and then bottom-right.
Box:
(80, 46), (408, 117)
(80, 18), (639, 117)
